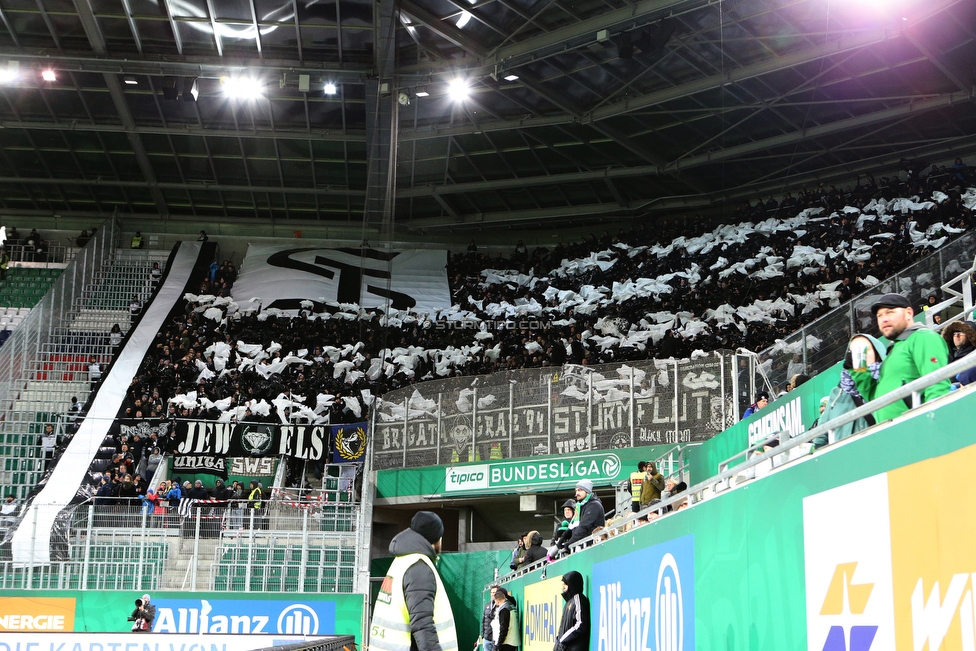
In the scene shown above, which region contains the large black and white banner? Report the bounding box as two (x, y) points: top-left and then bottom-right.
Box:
(172, 420), (368, 461)
(232, 245), (450, 312)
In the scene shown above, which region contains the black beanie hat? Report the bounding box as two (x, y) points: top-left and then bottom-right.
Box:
(411, 511), (444, 544)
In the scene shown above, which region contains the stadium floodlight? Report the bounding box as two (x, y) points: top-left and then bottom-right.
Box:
(41, 69), (57, 82)
(220, 75), (263, 100)
(447, 78), (469, 101)
(0, 61), (19, 84)
(324, 82), (337, 95)
(456, 10), (472, 28)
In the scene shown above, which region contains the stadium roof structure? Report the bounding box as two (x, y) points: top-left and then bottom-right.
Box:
(0, 0), (973, 237)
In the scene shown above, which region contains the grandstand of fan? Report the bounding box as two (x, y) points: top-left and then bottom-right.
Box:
(87, 176), (972, 456)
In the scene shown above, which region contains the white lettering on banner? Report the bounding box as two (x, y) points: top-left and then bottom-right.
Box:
(0, 615), (65, 630)
(173, 456), (226, 472)
(490, 459), (604, 484)
(445, 455), (621, 492)
(278, 425), (328, 460)
(911, 573), (976, 651)
(597, 582), (652, 651)
(597, 552), (686, 651)
(153, 600), (289, 634)
(747, 396), (804, 445)
(230, 457), (275, 476)
(177, 422), (232, 456)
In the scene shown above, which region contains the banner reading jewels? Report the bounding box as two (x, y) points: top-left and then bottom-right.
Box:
(169, 421), (368, 461)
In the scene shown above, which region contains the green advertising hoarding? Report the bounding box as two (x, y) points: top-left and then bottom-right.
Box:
(374, 444), (677, 500)
(688, 362), (842, 484)
(0, 590), (366, 643)
(488, 384), (976, 651)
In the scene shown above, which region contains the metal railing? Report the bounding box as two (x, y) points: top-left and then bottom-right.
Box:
(251, 636), (357, 651)
(2, 496), (364, 593)
(2, 242), (76, 266)
(755, 230), (976, 393)
(0, 220), (122, 499)
(512, 347), (976, 566)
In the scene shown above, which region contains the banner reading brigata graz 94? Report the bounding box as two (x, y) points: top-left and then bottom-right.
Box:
(168, 420), (368, 461)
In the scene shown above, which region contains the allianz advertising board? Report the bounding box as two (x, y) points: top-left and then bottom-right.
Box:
(152, 598), (335, 635)
(445, 452), (622, 494)
(592, 535), (695, 651)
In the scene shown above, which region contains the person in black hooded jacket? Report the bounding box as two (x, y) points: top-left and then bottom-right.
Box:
(519, 531), (546, 568)
(554, 571), (589, 651)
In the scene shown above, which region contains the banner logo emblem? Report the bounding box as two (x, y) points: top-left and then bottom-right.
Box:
(277, 604), (319, 635)
(335, 426), (366, 461)
(241, 425), (274, 456)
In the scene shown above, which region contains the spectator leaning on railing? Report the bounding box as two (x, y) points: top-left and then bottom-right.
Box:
(941, 320), (976, 386)
(847, 293), (951, 423)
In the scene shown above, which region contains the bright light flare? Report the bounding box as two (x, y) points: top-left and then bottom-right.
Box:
(0, 61), (19, 84)
(324, 82), (337, 95)
(41, 69), (56, 82)
(447, 78), (469, 101)
(503, 74), (519, 82)
(456, 10), (472, 28)
(220, 76), (263, 100)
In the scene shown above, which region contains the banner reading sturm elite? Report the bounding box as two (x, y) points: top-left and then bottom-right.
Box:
(172, 421), (368, 460)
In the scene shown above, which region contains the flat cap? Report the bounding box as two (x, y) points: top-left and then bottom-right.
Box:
(871, 293), (912, 315)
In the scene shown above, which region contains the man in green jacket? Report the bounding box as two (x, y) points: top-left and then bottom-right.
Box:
(849, 293), (950, 423)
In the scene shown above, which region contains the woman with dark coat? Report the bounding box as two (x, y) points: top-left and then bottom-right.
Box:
(942, 320), (976, 385)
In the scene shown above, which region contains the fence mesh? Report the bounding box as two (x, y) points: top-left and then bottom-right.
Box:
(757, 231), (976, 387)
(373, 353), (737, 469)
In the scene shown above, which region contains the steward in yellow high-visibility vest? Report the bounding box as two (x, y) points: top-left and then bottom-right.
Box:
(370, 511), (459, 651)
(629, 461), (647, 515)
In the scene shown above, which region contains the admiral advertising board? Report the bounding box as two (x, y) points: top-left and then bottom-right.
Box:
(522, 577), (565, 651)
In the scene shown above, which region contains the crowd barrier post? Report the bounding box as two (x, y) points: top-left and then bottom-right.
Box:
(82, 503), (93, 589)
(139, 508), (148, 588)
(508, 383), (514, 457)
(402, 396), (408, 467)
(672, 359), (679, 442)
(191, 508), (202, 589)
(471, 387), (478, 461)
(246, 511), (255, 592)
(629, 366), (636, 447)
(299, 509), (309, 592)
(436, 392), (443, 465)
(27, 506), (37, 586)
(586, 371), (593, 451)
(546, 375), (553, 453)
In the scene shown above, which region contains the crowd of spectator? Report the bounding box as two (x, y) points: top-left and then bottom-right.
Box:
(96, 165), (974, 443)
